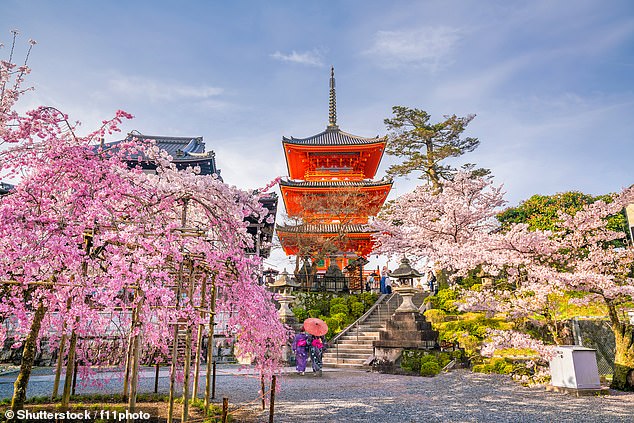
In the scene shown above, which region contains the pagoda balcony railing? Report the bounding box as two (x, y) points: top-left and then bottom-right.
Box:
(293, 274), (364, 293)
(304, 170), (365, 180)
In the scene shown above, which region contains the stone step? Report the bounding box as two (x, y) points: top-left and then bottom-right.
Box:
(328, 343), (374, 350)
(322, 352), (371, 360)
(324, 346), (373, 354)
(339, 329), (380, 339)
(322, 362), (368, 369)
(340, 333), (379, 339)
(322, 357), (366, 365)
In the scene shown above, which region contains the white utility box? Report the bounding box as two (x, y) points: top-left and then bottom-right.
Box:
(549, 346), (601, 389)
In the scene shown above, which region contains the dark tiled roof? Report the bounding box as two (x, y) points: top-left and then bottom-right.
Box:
(0, 182), (14, 196)
(276, 223), (376, 234)
(246, 193), (279, 258)
(283, 127), (385, 146)
(280, 179), (392, 188)
(101, 133), (220, 178)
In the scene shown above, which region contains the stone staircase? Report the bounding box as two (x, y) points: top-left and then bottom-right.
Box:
(323, 291), (427, 369)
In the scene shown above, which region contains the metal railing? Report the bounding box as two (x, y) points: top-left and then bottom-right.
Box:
(329, 293), (399, 365)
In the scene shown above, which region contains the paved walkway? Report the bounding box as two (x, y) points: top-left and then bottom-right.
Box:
(1, 366), (633, 422)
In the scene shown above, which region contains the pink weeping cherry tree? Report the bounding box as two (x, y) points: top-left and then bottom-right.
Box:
(0, 33), (289, 412)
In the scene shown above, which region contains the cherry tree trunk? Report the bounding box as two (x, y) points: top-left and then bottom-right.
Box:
(612, 324), (634, 391)
(11, 302), (47, 411)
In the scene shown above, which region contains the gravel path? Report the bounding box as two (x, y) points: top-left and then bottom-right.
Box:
(1, 366), (632, 422)
(229, 368), (634, 423)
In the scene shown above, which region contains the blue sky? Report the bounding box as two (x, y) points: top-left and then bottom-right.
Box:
(3, 0), (634, 269)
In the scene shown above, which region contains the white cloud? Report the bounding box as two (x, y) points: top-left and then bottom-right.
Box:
(270, 49), (324, 67)
(107, 75), (223, 102)
(366, 26), (461, 70)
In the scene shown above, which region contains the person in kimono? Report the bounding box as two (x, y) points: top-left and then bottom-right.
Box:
(291, 327), (309, 375)
(308, 334), (325, 376)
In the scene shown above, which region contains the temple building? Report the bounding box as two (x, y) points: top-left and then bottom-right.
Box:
(104, 133), (277, 258)
(104, 133), (222, 179)
(277, 68), (392, 272)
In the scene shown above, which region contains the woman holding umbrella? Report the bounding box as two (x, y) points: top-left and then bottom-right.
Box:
(303, 318), (328, 376)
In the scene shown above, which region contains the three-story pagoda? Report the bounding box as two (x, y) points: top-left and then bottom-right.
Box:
(277, 68), (392, 272)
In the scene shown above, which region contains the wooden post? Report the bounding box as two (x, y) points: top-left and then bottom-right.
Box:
(212, 361), (216, 400)
(154, 363), (160, 394)
(221, 397), (228, 423)
(52, 296), (72, 400)
(128, 294), (144, 416)
(61, 326), (78, 408)
(269, 375), (276, 423)
(204, 275), (217, 411)
(182, 262), (195, 422)
(62, 231), (92, 408)
(51, 333), (67, 399)
(167, 321), (180, 423)
(168, 198), (188, 423)
(122, 296), (137, 401)
(71, 357), (78, 395)
(192, 274), (208, 401)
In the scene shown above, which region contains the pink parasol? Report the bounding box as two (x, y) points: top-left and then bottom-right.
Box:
(303, 317), (328, 336)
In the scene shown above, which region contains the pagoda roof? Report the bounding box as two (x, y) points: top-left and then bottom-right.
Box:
(283, 127), (385, 146)
(276, 223), (376, 234)
(279, 178), (392, 188)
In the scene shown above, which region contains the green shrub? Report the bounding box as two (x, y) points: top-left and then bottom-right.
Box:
(437, 352), (452, 368)
(420, 361), (441, 377)
(472, 357), (515, 375)
(330, 303), (349, 315)
(308, 308), (322, 318)
(330, 297), (347, 307)
(292, 306), (308, 322)
(423, 309), (446, 324)
(350, 302), (365, 318)
(429, 288), (458, 312)
(400, 350), (423, 372)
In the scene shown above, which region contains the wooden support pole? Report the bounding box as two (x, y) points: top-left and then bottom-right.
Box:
(122, 294), (136, 401)
(61, 326), (78, 408)
(52, 297), (72, 400)
(167, 323), (180, 423)
(62, 231), (92, 409)
(182, 262), (195, 422)
(154, 363), (160, 394)
(128, 294), (144, 416)
(269, 376), (276, 423)
(168, 198), (188, 423)
(212, 361), (216, 400)
(192, 274), (208, 401)
(261, 375), (266, 410)
(221, 397), (228, 423)
(71, 357), (78, 395)
(204, 276), (217, 411)
(51, 333), (67, 399)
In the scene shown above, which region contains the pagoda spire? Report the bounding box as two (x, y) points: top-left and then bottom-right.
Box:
(328, 66), (338, 129)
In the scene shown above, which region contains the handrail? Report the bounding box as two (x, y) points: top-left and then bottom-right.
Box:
(329, 293), (395, 345)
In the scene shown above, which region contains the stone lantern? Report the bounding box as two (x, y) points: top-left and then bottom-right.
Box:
(389, 257), (423, 313)
(268, 269), (300, 323)
(373, 257), (438, 363)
